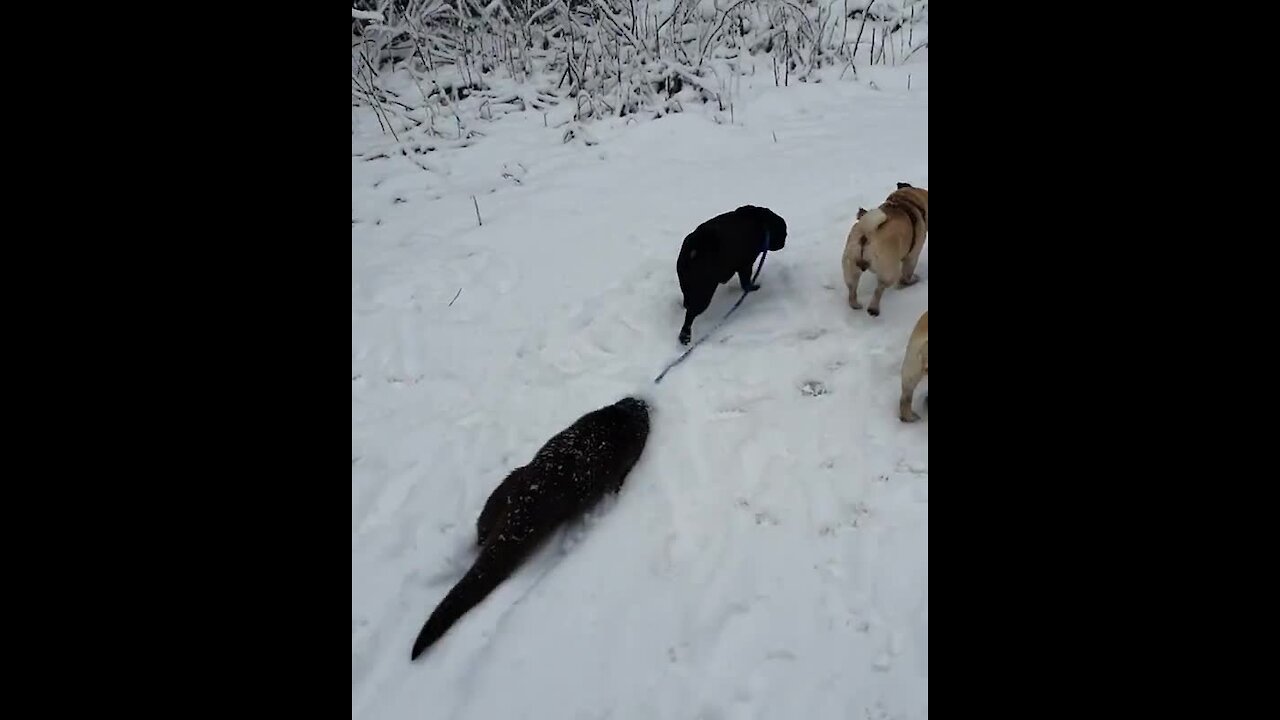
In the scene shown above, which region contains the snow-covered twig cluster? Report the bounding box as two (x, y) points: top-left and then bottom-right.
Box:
(352, 0), (927, 145)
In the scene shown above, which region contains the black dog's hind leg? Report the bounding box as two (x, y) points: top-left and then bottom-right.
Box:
(679, 287), (714, 345)
(678, 309), (698, 345)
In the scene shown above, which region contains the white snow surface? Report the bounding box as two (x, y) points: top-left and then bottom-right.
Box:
(353, 58), (928, 720)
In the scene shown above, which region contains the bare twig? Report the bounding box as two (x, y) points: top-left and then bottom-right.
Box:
(903, 39), (927, 61)
(853, 0), (874, 61)
(842, 0), (849, 58)
(698, 0), (756, 65)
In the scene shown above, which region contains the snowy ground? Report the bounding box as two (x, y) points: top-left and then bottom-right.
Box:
(353, 56), (927, 720)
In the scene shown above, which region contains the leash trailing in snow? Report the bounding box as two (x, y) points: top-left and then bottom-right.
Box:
(654, 235), (770, 384)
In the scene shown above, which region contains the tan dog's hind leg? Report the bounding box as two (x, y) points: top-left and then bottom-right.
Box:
(899, 340), (927, 422)
(867, 258), (900, 317)
(842, 251), (863, 309)
(899, 235), (925, 287)
(866, 232), (905, 316)
(869, 279), (891, 317)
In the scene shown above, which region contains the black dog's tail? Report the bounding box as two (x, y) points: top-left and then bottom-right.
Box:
(410, 533), (531, 659)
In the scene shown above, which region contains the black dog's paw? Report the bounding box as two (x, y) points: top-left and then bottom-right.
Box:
(743, 282), (761, 292)
(678, 329), (691, 345)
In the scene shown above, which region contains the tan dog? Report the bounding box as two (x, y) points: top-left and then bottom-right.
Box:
(842, 182), (928, 316)
(899, 310), (928, 422)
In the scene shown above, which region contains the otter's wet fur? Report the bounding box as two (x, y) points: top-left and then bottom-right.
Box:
(410, 396), (651, 660)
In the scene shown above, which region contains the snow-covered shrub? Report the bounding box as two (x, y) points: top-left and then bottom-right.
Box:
(352, 1), (927, 143)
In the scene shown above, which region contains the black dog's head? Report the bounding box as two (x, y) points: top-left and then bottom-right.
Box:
(737, 205), (788, 251)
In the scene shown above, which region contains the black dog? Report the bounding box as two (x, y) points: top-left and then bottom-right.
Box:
(410, 396), (651, 660)
(675, 205), (787, 344)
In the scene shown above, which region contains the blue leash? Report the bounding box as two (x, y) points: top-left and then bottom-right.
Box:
(654, 234), (770, 384)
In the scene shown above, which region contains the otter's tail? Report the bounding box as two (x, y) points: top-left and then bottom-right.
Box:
(410, 535), (529, 660)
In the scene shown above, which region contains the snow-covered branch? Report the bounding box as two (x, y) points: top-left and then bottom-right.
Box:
(352, 0), (928, 141)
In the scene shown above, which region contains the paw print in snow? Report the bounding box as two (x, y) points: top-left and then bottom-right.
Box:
(800, 380), (828, 397)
